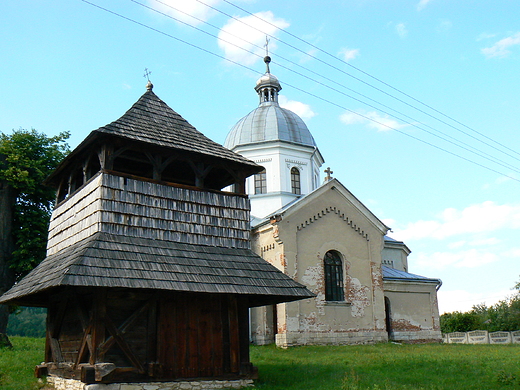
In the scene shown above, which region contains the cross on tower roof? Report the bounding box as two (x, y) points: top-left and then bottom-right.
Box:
(143, 68), (153, 90)
(143, 68), (152, 81)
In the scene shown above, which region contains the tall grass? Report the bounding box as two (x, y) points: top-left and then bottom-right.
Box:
(0, 337), (45, 390)
(251, 343), (520, 390)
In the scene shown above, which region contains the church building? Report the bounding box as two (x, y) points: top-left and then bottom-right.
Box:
(224, 56), (442, 346)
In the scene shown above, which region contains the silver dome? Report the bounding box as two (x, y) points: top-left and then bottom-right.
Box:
(224, 102), (317, 149)
(225, 56), (317, 150)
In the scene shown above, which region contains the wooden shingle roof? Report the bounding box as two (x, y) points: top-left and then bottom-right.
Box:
(46, 88), (260, 186)
(0, 232), (314, 307)
(95, 89), (257, 166)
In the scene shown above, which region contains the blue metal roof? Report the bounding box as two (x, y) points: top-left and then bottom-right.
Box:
(382, 265), (441, 285)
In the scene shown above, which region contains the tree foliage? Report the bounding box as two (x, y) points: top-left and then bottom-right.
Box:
(0, 128), (69, 279)
(7, 306), (46, 338)
(441, 277), (520, 333)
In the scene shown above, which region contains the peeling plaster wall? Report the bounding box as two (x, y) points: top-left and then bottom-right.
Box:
(251, 187), (389, 346)
(384, 281), (442, 342)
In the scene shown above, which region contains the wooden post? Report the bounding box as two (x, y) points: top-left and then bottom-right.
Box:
(91, 288), (107, 364)
(237, 297), (252, 376)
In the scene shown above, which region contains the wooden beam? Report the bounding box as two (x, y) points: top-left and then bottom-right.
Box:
(98, 300), (150, 355)
(91, 289), (107, 364)
(104, 316), (145, 374)
(46, 298), (68, 363)
(146, 299), (158, 371)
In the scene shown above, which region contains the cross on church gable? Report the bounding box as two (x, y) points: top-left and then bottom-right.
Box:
(324, 167), (333, 182)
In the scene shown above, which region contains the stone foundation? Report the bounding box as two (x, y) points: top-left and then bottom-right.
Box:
(46, 376), (254, 390)
(390, 330), (442, 343)
(275, 331), (388, 347)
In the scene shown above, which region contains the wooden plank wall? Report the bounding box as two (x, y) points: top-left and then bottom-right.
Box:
(157, 294), (240, 379)
(47, 174), (103, 255)
(47, 172), (252, 256)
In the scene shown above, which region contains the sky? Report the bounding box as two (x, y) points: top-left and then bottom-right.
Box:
(1, 0), (520, 314)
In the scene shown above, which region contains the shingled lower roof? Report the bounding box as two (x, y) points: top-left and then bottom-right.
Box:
(0, 232), (314, 307)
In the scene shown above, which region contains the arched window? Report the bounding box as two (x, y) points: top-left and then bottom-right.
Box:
(254, 169), (267, 194)
(324, 250), (344, 301)
(290, 167), (301, 195)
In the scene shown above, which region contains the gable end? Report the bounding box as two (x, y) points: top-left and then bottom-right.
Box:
(295, 206), (369, 241)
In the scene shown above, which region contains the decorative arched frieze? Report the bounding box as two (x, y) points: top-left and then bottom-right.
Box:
(253, 158), (272, 164)
(295, 206), (369, 241)
(261, 243), (276, 254)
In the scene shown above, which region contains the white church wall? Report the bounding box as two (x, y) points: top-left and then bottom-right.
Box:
(232, 141), (323, 219)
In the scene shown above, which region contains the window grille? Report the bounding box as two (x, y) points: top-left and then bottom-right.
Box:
(324, 251), (344, 301)
(291, 167), (301, 195)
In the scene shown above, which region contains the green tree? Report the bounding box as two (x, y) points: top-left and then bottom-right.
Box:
(0, 128), (69, 347)
(440, 311), (481, 333)
(441, 277), (520, 334)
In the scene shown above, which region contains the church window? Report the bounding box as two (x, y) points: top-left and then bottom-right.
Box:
(291, 167), (301, 195)
(254, 169), (267, 194)
(324, 250), (344, 301)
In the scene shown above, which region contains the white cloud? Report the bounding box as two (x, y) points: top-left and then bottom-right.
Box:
(415, 249), (499, 270)
(218, 11), (290, 66)
(340, 110), (407, 132)
(502, 247), (520, 258)
(448, 240), (466, 249)
(338, 47), (360, 62)
(481, 32), (520, 59)
(417, 0), (433, 11)
(149, 0), (221, 26)
(468, 237), (501, 247)
(476, 32), (497, 42)
(278, 95), (316, 120)
(438, 288), (512, 314)
(382, 218), (396, 229)
(496, 174), (517, 184)
(396, 23), (408, 38)
(392, 201), (520, 241)
(436, 20), (452, 34)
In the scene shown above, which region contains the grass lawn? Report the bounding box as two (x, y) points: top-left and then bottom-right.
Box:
(0, 336), (45, 390)
(2, 338), (520, 390)
(251, 343), (520, 390)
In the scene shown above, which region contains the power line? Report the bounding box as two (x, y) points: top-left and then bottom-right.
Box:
(79, 0), (520, 183)
(218, 0), (520, 160)
(140, 0), (520, 174)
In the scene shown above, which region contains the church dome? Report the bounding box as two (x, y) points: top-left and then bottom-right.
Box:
(224, 104), (317, 149)
(224, 56), (317, 150)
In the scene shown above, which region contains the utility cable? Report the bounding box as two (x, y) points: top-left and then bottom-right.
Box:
(79, 0), (520, 183)
(192, 0), (520, 163)
(139, 0), (520, 174)
(218, 0), (520, 160)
